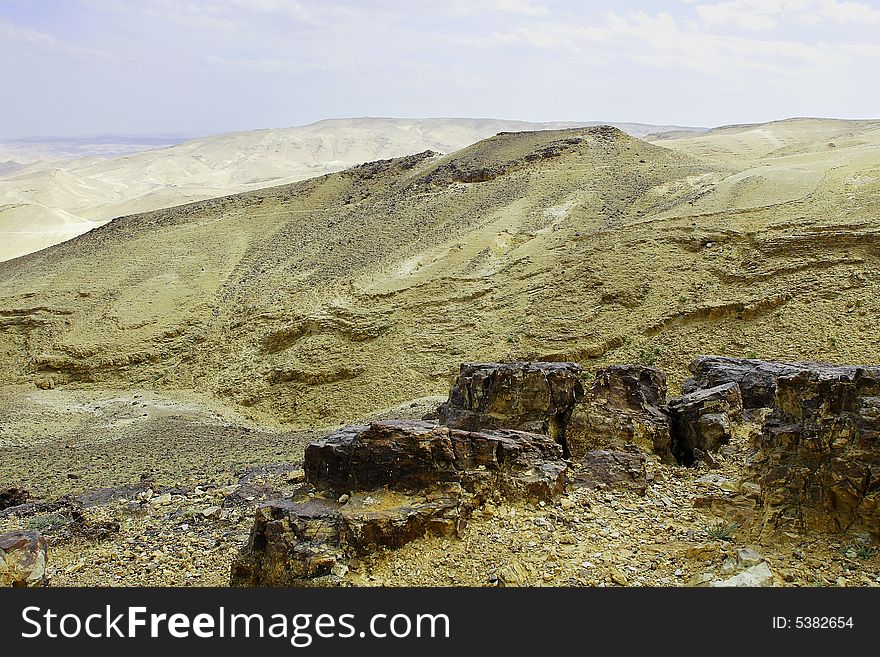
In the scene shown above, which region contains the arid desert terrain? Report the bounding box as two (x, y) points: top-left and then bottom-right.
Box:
(2, 117), (879, 587)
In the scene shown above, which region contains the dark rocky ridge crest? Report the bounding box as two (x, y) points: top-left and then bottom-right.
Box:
(683, 355), (829, 409)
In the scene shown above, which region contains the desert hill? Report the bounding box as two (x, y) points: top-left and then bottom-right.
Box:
(0, 118), (703, 262)
(2, 119), (880, 430)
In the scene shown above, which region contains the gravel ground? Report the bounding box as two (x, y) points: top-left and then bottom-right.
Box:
(1, 384), (878, 587)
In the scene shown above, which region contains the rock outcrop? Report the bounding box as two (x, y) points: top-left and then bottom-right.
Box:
(682, 356), (806, 409)
(305, 420), (566, 500)
(0, 530), (48, 587)
(231, 488), (465, 586)
(755, 364), (880, 539)
(438, 362), (584, 456)
(667, 383), (744, 465)
(567, 365), (674, 462)
(232, 420), (568, 586)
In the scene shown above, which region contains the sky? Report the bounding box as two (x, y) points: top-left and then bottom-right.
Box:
(1, 0), (879, 137)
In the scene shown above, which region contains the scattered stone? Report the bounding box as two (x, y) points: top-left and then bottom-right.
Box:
(497, 560), (530, 587)
(287, 469), (306, 484)
(609, 566), (629, 586)
(735, 547), (764, 568)
(65, 560), (85, 575)
(0, 530), (48, 587)
(711, 562), (774, 587)
(686, 543), (720, 562)
(35, 376), (56, 390)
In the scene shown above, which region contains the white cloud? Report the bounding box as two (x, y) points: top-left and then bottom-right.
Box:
(476, 9), (837, 76)
(444, 0), (550, 17)
(693, 0), (880, 29)
(695, 1), (783, 30)
(841, 43), (880, 57)
(818, 0), (880, 24)
(0, 17), (108, 57)
(486, 0), (550, 16)
(204, 53), (323, 72)
(2, 0), (878, 135)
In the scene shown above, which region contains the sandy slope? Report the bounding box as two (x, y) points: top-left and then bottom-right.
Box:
(0, 118), (702, 262)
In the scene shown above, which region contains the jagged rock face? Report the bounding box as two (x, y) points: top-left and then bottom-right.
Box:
(233, 419), (568, 586)
(569, 449), (647, 495)
(231, 489), (464, 587)
(756, 365), (880, 538)
(305, 420), (567, 501)
(590, 364), (668, 408)
(0, 530), (48, 587)
(438, 362), (584, 456)
(682, 356), (808, 409)
(567, 365), (673, 462)
(667, 383), (744, 466)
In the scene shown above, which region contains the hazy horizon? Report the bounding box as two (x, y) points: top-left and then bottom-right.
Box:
(8, 113), (880, 143)
(0, 115), (709, 142)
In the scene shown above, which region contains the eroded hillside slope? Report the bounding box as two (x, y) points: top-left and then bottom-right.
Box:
(2, 121), (880, 428)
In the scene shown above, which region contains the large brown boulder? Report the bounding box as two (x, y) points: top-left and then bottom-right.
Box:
(0, 530), (48, 587)
(681, 356), (810, 409)
(438, 362), (584, 456)
(233, 420), (568, 586)
(756, 364), (880, 539)
(666, 383), (744, 466)
(567, 365), (674, 462)
(305, 420), (567, 501)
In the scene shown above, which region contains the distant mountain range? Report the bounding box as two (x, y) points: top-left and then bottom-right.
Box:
(0, 118), (705, 261)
